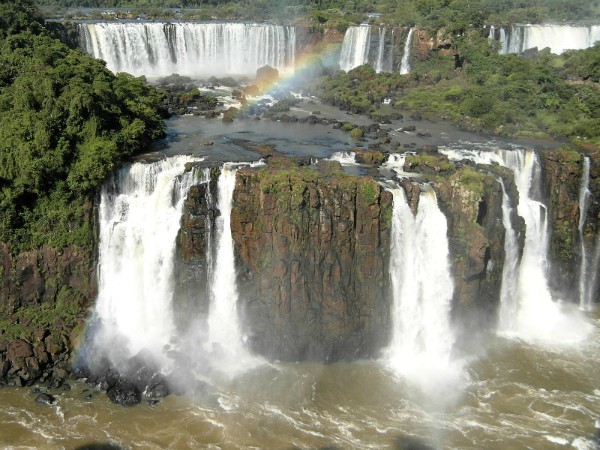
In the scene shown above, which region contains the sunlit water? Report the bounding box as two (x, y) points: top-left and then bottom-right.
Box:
(1, 313), (600, 449)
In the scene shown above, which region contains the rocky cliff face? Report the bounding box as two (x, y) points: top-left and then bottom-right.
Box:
(230, 160), (393, 362)
(538, 148), (585, 300)
(175, 166), (221, 330)
(0, 242), (95, 386)
(174, 151), (521, 362)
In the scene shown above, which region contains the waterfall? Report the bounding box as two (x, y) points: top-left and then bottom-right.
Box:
(205, 164), (254, 372)
(496, 25), (600, 54)
(328, 151), (357, 165)
(339, 25), (371, 72)
(93, 156), (197, 366)
(441, 146), (590, 343)
(78, 22), (296, 78)
(385, 185), (460, 386)
(497, 179), (520, 331)
(374, 27), (386, 73)
(400, 28), (414, 75)
(339, 25), (413, 73)
(578, 157), (592, 310)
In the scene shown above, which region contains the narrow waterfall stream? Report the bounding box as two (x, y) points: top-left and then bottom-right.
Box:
(497, 179), (521, 331)
(578, 156), (592, 310)
(374, 27), (386, 73)
(205, 164), (261, 375)
(399, 28), (414, 74)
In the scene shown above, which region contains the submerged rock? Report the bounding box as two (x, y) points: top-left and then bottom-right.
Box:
(35, 393), (56, 405)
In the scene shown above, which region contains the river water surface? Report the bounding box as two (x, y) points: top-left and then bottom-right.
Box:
(1, 311), (599, 449)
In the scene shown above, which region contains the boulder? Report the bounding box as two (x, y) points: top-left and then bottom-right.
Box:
(107, 378), (140, 406)
(7, 339), (33, 362)
(255, 65), (279, 87)
(35, 393), (56, 405)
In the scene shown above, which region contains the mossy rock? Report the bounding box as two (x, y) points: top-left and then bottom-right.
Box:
(350, 128), (364, 140)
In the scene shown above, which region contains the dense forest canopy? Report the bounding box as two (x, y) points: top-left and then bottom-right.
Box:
(35, 0), (600, 24)
(0, 0), (165, 252)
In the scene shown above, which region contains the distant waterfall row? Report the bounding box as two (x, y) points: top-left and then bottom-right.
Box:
(78, 22), (296, 78)
(487, 24), (600, 54)
(339, 25), (414, 73)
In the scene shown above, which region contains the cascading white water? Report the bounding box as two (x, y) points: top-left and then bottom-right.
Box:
(441, 146), (590, 342)
(339, 25), (371, 72)
(93, 156), (197, 365)
(78, 22), (296, 77)
(206, 165), (246, 363)
(374, 27), (386, 73)
(497, 179), (521, 330)
(578, 156), (592, 310)
(399, 28), (414, 75)
(328, 151), (358, 165)
(385, 185), (461, 387)
(497, 24), (600, 54)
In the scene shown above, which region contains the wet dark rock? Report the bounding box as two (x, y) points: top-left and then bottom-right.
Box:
(46, 377), (63, 390)
(62, 383), (71, 391)
(146, 383), (169, 398)
(106, 379), (140, 406)
(147, 399), (160, 406)
(85, 394), (93, 400)
(35, 393), (56, 405)
(398, 126), (416, 132)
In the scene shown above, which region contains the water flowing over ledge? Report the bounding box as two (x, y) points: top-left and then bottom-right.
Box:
(78, 22), (296, 77)
(488, 24), (600, 54)
(85, 157), (264, 383)
(384, 185), (465, 391)
(441, 146), (592, 345)
(339, 25), (413, 73)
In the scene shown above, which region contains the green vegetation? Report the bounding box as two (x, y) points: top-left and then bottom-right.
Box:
(36, 0), (600, 27)
(311, 36), (600, 146)
(0, 286), (83, 345)
(0, 0), (165, 253)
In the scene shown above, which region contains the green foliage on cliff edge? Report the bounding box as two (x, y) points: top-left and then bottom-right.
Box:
(0, 0), (165, 253)
(312, 36), (600, 145)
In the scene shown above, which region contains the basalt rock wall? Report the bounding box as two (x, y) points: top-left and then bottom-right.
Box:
(230, 163), (393, 362)
(0, 241), (95, 386)
(538, 148), (585, 300)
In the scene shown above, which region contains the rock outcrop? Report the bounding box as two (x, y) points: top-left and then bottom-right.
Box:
(230, 160), (393, 361)
(0, 242), (95, 386)
(538, 148), (584, 300)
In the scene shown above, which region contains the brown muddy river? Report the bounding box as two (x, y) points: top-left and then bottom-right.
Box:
(1, 311), (599, 449)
